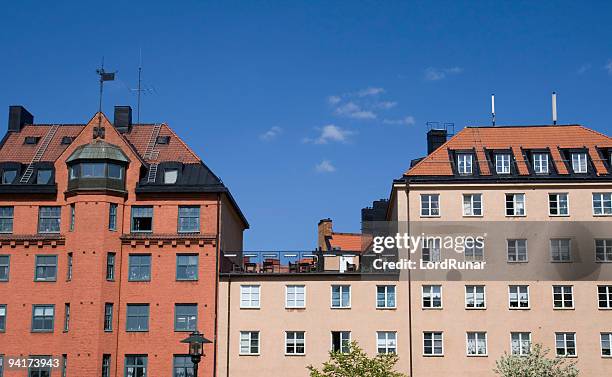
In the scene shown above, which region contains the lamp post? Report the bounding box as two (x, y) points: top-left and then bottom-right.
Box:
(181, 330), (212, 377)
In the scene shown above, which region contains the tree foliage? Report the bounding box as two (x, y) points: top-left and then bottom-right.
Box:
(494, 343), (579, 377)
(307, 341), (408, 377)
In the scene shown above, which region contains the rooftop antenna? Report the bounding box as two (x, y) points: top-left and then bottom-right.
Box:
(491, 94), (496, 126)
(130, 49), (155, 125)
(552, 91), (558, 125)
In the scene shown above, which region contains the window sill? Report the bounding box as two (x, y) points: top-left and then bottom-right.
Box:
(422, 307), (443, 310)
(34, 279), (57, 282)
(509, 307), (531, 310)
(593, 214), (612, 217)
(465, 307), (486, 310)
(285, 354), (306, 357)
(467, 354), (488, 357)
(176, 279), (199, 282)
(507, 261), (529, 264)
(505, 215), (527, 218)
(31, 330), (54, 333)
(557, 354), (578, 358)
(376, 307), (397, 310)
(239, 353), (260, 356)
(549, 214), (570, 217)
(463, 215), (483, 218)
(420, 215), (441, 218)
(285, 307), (306, 310)
(330, 307), (352, 310)
(422, 354), (444, 357)
(239, 307), (260, 310)
(126, 330), (149, 333)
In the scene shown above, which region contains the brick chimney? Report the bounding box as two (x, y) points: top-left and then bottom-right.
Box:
(8, 106), (33, 132)
(317, 218), (333, 251)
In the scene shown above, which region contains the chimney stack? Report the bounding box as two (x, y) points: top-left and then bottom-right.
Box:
(114, 106), (132, 133)
(427, 128), (447, 155)
(8, 106), (34, 132)
(317, 218), (333, 251)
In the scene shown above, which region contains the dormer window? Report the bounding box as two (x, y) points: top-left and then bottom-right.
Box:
(156, 136), (170, 144)
(533, 153), (549, 174)
(24, 136), (40, 145)
(571, 153), (588, 173)
(61, 136), (73, 145)
(457, 154), (473, 175)
(36, 169), (52, 184)
(164, 169), (178, 184)
(495, 154), (511, 174)
(2, 170), (16, 184)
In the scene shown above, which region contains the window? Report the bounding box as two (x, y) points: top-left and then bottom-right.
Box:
(108, 164), (122, 179)
(464, 242), (484, 262)
(176, 254), (198, 281)
(106, 252), (116, 281)
(1, 170), (16, 184)
(495, 154), (511, 174)
(0, 256), (9, 281)
(173, 356), (194, 377)
(505, 193), (525, 216)
(36, 169), (52, 184)
(551, 239), (571, 262)
(549, 193), (569, 216)
(104, 303), (113, 331)
(286, 285), (306, 308)
(423, 332), (443, 355)
(81, 163), (105, 178)
(463, 194), (482, 216)
(69, 204), (75, 231)
(178, 206), (200, 233)
(35, 255), (57, 281)
(596, 240), (612, 262)
(63, 303), (70, 332)
(420, 194), (440, 217)
(598, 286), (612, 309)
(533, 153), (549, 174)
(28, 356), (53, 377)
(174, 304), (197, 331)
(0, 355), (3, 377)
(286, 331), (306, 355)
(38, 206), (60, 233)
(126, 304), (149, 332)
(511, 332), (531, 356)
(240, 285), (260, 308)
(422, 285), (442, 308)
(457, 153), (473, 175)
(507, 239), (528, 262)
(377, 332), (397, 354)
(61, 354), (67, 377)
(422, 238), (441, 262)
(164, 169), (178, 184)
(0, 305), (5, 332)
(131, 206), (153, 233)
(0, 207), (13, 233)
(466, 332), (487, 356)
(593, 193), (612, 215)
(509, 285), (529, 308)
(465, 285), (485, 309)
(108, 203), (117, 231)
(240, 331), (260, 355)
(125, 355), (147, 377)
(102, 355), (111, 377)
(376, 285), (396, 309)
(32, 305), (54, 332)
(602, 333), (612, 357)
(555, 333), (576, 356)
(66, 252), (72, 281)
(128, 254), (151, 281)
(331, 285), (351, 308)
(157, 136), (171, 144)
(571, 152), (587, 173)
(331, 331), (350, 353)
(553, 286), (574, 309)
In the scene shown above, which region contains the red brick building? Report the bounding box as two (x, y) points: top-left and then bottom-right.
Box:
(0, 106), (247, 376)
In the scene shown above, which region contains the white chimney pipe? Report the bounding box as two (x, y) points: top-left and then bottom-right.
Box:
(552, 91), (557, 125)
(491, 94), (496, 126)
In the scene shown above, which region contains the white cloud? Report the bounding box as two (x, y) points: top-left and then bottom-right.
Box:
(577, 63), (591, 74)
(334, 101), (377, 119)
(356, 87), (385, 97)
(605, 60), (612, 75)
(327, 95), (341, 105)
(315, 160), (336, 173)
(259, 126), (283, 141)
(304, 124), (354, 144)
(382, 116), (416, 126)
(376, 101), (397, 109)
(424, 66), (463, 81)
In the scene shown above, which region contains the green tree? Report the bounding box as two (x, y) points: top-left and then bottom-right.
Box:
(494, 343), (579, 377)
(307, 341), (408, 377)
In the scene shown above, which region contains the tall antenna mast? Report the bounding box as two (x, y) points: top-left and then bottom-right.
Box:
(552, 91), (558, 125)
(491, 93), (496, 126)
(95, 57), (116, 114)
(130, 49), (155, 125)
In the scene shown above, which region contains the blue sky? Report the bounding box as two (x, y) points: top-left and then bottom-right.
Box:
(2, 1), (612, 249)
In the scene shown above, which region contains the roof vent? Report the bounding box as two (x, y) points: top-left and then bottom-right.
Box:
(24, 136), (40, 145)
(156, 136), (170, 144)
(61, 136), (74, 145)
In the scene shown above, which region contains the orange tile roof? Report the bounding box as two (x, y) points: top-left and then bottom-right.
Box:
(406, 125), (612, 176)
(329, 232), (365, 251)
(123, 124), (200, 163)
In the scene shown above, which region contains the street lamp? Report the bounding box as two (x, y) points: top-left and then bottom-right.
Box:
(181, 330), (212, 377)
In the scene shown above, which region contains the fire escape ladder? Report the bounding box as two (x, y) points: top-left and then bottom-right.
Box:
(20, 124), (60, 183)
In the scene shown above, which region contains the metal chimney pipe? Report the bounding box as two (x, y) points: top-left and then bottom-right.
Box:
(552, 92), (557, 125)
(491, 94), (496, 126)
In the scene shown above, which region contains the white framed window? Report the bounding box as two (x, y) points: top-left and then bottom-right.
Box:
(239, 331), (259, 355)
(420, 194), (440, 217)
(533, 153), (549, 174)
(240, 285), (260, 309)
(286, 285), (305, 308)
(571, 153), (588, 173)
(495, 154), (511, 174)
(376, 331), (397, 354)
(507, 239), (528, 262)
(550, 239), (571, 262)
(553, 285), (574, 309)
(463, 194), (482, 216)
(464, 242), (484, 262)
(505, 193), (525, 216)
(601, 333), (612, 357)
(596, 240), (612, 262)
(331, 331), (351, 353)
(286, 331), (305, 355)
(511, 332), (531, 356)
(423, 332), (443, 356)
(376, 285), (396, 309)
(164, 169), (178, 184)
(593, 193), (612, 215)
(457, 154), (473, 175)
(509, 285), (529, 309)
(466, 332), (487, 356)
(422, 285), (442, 308)
(331, 285), (351, 308)
(422, 238), (441, 262)
(465, 285), (485, 309)
(598, 285), (612, 309)
(549, 193), (569, 216)
(555, 332), (576, 356)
